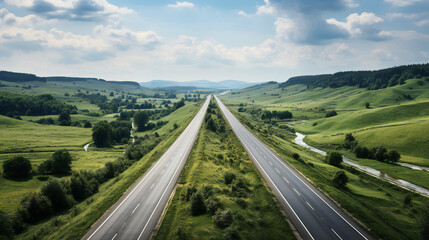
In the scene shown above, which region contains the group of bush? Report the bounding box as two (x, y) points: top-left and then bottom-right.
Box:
(260, 110), (293, 120)
(2, 150), (72, 179)
(180, 183), (239, 239)
(0, 92), (77, 117)
(205, 101), (226, 133)
(343, 133), (401, 163)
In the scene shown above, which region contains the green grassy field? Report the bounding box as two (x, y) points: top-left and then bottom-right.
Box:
(156, 101), (295, 240)
(226, 107), (429, 240)
(0, 115), (91, 153)
(0, 115), (125, 214)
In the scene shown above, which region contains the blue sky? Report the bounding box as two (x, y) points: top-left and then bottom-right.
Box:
(0, 0), (428, 82)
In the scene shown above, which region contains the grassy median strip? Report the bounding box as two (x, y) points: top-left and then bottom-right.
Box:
(156, 100), (295, 240)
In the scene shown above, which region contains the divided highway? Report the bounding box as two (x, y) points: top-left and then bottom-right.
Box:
(83, 96), (211, 240)
(215, 96), (374, 240)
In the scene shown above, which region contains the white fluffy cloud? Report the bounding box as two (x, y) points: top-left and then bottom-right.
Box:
(0, 8), (55, 26)
(327, 12), (387, 40)
(3, 0), (134, 21)
(167, 1), (194, 8)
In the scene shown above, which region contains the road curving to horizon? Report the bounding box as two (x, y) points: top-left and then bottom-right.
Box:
(83, 96), (211, 240)
(215, 96), (374, 240)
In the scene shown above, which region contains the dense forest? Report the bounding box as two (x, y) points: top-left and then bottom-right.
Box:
(280, 63), (429, 90)
(0, 92), (76, 116)
(0, 71), (46, 83)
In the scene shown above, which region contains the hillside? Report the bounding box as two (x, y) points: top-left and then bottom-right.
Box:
(280, 63), (429, 90)
(220, 76), (429, 166)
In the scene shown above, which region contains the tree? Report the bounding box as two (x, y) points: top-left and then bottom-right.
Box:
(206, 117), (217, 132)
(2, 156), (32, 178)
(190, 191), (206, 216)
(325, 152), (342, 167)
(345, 133), (355, 142)
(41, 179), (71, 212)
(84, 121), (92, 128)
(173, 98), (185, 110)
(37, 159), (52, 178)
(206, 196), (221, 215)
(92, 121), (113, 147)
(58, 111), (71, 122)
(213, 209), (234, 228)
(18, 192), (52, 223)
(365, 102), (370, 109)
(134, 111), (149, 132)
(386, 150), (400, 163)
(375, 147), (388, 162)
(224, 172), (236, 185)
(0, 211), (14, 239)
(51, 150), (72, 174)
(325, 110), (337, 118)
(277, 110), (293, 119)
(332, 171), (348, 188)
(109, 92), (114, 97)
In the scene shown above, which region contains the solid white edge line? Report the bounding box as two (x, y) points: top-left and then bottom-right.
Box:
(215, 96), (315, 240)
(136, 97), (210, 240)
(87, 98), (210, 240)
(111, 233), (117, 240)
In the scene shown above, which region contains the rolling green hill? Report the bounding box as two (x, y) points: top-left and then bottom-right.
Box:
(220, 70), (429, 166)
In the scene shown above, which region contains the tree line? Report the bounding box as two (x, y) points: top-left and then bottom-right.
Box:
(0, 92), (76, 117)
(280, 63), (429, 90)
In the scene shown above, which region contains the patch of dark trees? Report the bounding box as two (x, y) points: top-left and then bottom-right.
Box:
(0, 133), (161, 237)
(343, 133), (401, 163)
(0, 71), (46, 83)
(204, 101), (226, 134)
(92, 120), (132, 147)
(0, 92), (76, 117)
(279, 63), (429, 90)
(74, 92), (121, 113)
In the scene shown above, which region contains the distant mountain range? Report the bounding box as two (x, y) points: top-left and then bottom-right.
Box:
(139, 80), (258, 90)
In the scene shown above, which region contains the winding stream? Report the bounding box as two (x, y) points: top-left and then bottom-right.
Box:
(294, 132), (429, 197)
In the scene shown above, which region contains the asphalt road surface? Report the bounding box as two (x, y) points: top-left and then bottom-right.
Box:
(83, 96), (211, 240)
(215, 96), (374, 240)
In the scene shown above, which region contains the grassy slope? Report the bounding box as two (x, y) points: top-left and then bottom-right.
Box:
(16, 101), (202, 240)
(0, 115), (91, 153)
(156, 103), (295, 240)
(220, 78), (429, 174)
(226, 106), (428, 240)
(0, 115), (123, 213)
